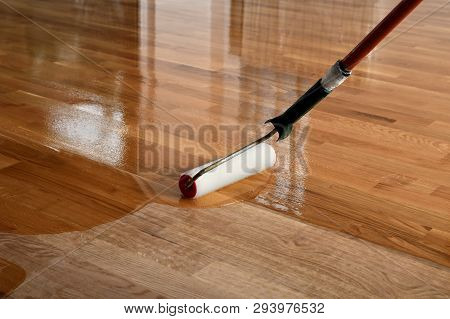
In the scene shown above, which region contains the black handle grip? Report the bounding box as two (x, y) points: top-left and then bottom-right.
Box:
(266, 80), (329, 140)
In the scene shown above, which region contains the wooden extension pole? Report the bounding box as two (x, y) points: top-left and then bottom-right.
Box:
(341, 0), (423, 71)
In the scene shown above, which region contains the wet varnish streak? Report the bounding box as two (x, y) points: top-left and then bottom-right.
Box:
(0, 258), (26, 297)
(0, 133), (275, 234)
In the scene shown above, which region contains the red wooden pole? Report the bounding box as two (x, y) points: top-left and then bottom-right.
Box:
(340, 0), (423, 71)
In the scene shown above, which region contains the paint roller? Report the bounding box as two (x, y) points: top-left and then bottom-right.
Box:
(179, 0), (423, 199)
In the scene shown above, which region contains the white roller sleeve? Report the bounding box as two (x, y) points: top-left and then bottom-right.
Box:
(179, 142), (277, 198)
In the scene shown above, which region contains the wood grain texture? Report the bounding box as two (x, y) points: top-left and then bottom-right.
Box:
(8, 203), (450, 298)
(0, 0), (449, 298)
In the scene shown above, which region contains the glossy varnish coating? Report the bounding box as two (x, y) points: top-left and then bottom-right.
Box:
(0, 0), (449, 298)
(0, 258), (25, 297)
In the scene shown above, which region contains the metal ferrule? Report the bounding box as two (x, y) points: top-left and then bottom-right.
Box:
(320, 61), (351, 92)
